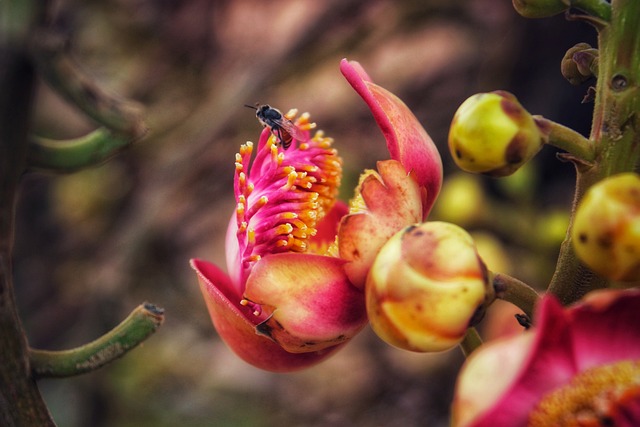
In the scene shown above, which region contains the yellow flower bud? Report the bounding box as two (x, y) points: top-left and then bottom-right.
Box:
(366, 221), (493, 352)
(511, 0), (568, 18)
(448, 91), (544, 177)
(572, 173), (640, 282)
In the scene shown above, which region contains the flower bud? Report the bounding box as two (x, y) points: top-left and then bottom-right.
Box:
(572, 173), (640, 282)
(561, 43), (599, 85)
(433, 173), (487, 226)
(511, 0), (568, 18)
(366, 221), (493, 352)
(448, 91), (545, 177)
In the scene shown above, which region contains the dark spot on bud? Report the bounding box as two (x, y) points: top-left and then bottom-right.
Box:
(505, 134), (527, 165)
(500, 98), (524, 121)
(597, 232), (613, 249)
(611, 74), (628, 91)
(578, 233), (588, 244)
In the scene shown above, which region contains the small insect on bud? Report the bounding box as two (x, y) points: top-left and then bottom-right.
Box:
(511, 0), (568, 18)
(366, 221), (493, 352)
(448, 91), (545, 177)
(572, 173), (640, 282)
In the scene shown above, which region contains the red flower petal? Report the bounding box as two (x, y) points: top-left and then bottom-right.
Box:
(464, 295), (578, 426)
(191, 259), (343, 372)
(339, 159), (423, 289)
(340, 58), (443, 216)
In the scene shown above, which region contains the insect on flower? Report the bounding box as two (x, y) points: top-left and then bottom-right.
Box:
(245, 103), (307, 149)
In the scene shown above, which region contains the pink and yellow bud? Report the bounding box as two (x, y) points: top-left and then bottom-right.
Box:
(448, 91), (544, 177)
(366, 221), (492, 352)
(571, 173), (640, 282)
(511, 0), (568, 18)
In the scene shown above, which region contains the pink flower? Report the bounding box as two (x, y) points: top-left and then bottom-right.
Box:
(452, 289), (640, 427)
(192, 59), (442, 372)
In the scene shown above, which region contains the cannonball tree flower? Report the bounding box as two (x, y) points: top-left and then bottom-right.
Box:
(452, 289), (640, 427)
(191, 59), (443, 372)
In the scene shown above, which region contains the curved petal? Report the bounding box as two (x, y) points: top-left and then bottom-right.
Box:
(452, 333), (535, 427)
(191, 259), (343, 372)
(340, 58), (443, 215)
(243, 253), (368, 353)
(339, 159), (423, 289)
(455, 294), (578, 426)
(568, 289), (640, 370)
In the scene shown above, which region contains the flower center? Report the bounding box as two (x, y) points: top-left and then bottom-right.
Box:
(233, 110), (342, 284)
(528, 360), (640, 427)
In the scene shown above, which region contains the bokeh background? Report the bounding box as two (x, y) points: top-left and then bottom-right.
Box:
(15, 0), (597, 426)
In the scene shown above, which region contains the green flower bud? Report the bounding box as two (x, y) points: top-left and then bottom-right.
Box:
(572, 173), (640, 282)
(366, 222), (493, 352)
(512, 0), (568, 18)
(433, 173), (487, 226)
(448, 91), (545, 177)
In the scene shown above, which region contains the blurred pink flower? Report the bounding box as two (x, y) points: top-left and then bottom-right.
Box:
(453, 289), (640, 427)
(192, 59), (442, 372)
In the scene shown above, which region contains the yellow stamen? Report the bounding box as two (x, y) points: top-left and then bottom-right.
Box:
(529, 360), (640, 427)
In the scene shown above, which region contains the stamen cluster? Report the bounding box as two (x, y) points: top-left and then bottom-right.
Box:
(232, 111), (342, 284)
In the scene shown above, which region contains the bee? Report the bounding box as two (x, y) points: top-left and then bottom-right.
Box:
(245, 104), (305, 150)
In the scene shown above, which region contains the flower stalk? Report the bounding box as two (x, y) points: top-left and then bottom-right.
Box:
(459, 328), (483, 358)
(491, 272), (540, 319)
(534, 116), (595, 162)
(30, 303), (164, 379)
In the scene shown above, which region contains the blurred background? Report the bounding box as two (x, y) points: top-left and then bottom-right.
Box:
(15, 0), (597, 425)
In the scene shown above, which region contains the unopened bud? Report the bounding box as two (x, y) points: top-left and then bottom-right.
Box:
(512, 0), (568, 18)
(572, 173), (640, 282)
(561, 43), (599, 85)
(448, 91), (545, 177)
(366, 221), (493, 352)
(433, 173), (486, 226)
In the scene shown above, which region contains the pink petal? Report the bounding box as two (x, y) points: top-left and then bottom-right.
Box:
(465, 295), (578, 426)
(452, 333), (535, 427)
(339, 159), (423, 289)
(243, 253), (368, 353)
(340, 58), (443, 215)
(567, 289), (640, 370)
(191, 259), (343, 372)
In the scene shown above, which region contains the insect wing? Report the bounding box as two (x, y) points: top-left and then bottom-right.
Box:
(278, 118), (307, 145)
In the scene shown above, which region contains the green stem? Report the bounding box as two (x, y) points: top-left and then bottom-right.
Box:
(491, 272), (540, 319)
(459, 328), (483, 357)
(535, 116), (595, 162)
(572, 0), (612, 22)
(548, 0), (640, 305)
(30, 303), (164, 379)
(28, 127), (145, 172)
